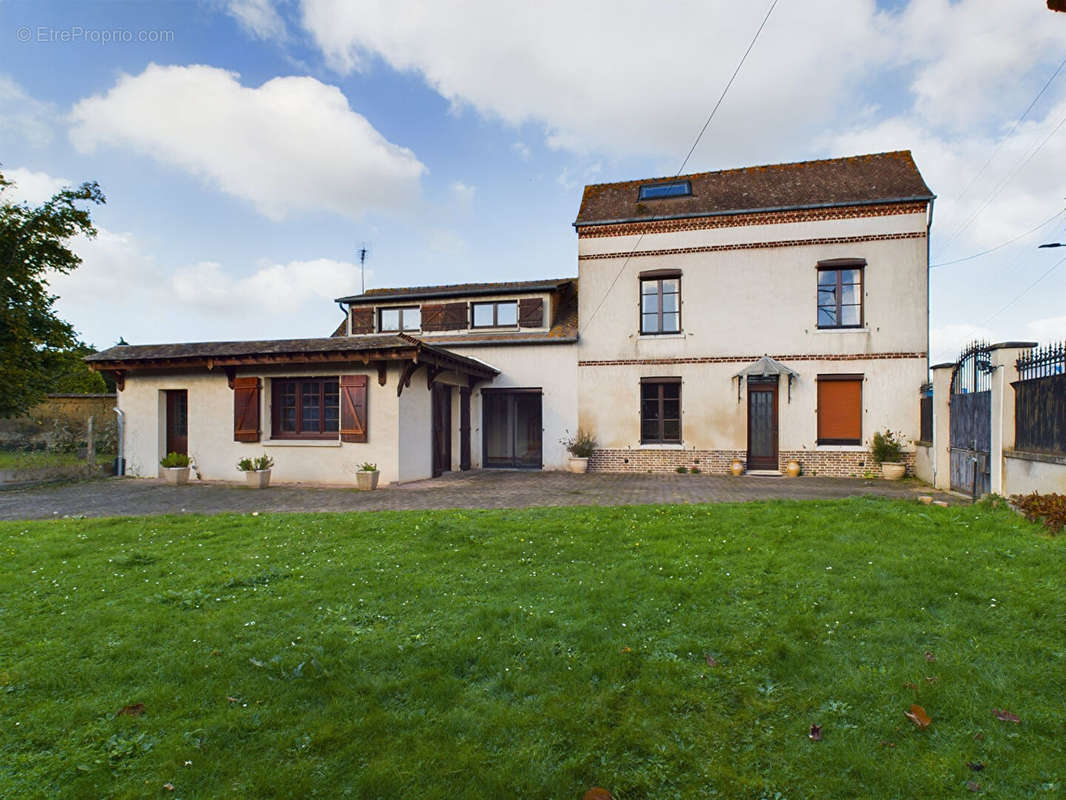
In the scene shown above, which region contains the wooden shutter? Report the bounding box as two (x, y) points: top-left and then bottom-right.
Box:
(518, 297), (544, 327)
(233, 377), (261, 442)
(441, 302), (469, 329)
(421, 303), (446, 331)
(340, 374), (368, 443)
(350, 307), (374, 334)
(817, 376), (862, 444)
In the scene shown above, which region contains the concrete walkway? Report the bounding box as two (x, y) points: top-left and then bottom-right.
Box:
(0, 470), (954, 521)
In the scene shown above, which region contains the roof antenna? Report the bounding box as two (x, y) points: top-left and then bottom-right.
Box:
(358, 244), (368, 295)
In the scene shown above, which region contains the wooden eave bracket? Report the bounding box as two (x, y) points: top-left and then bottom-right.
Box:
(397, 361), (422, 397)
(376, 361), (388, 387)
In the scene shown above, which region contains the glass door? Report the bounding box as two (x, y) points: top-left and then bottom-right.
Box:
(483, 391), (542, 468)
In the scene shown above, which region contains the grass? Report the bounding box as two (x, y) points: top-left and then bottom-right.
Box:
(0, 450), (89, 470)
(0, 499), (1063, 799)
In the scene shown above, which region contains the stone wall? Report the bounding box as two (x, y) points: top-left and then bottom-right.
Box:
(589, 448), (917, 478)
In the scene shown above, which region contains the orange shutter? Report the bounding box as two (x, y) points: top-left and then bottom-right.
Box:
(817, 378), (862, 443)
(340, 375), (368, 443)
(233, 377), (261, 442)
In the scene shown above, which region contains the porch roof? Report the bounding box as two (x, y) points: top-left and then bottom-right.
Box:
(86, 333), (500, 381)
(732, 355), (799, 380)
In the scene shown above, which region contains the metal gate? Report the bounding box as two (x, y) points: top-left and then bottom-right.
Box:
(949, 342), (992, 498)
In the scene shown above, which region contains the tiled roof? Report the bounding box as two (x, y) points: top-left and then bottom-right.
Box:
(427, 279), (579, 347)
(337, 277), (574, 304)
(574, 151), (934, 227)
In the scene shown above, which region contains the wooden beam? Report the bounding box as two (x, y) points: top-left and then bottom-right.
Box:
(113, 370), (125, 392)
(397, 361), (421, 397)
(225, 367), (236, 389)
(376, 361), (388, 387)
(426, 365), (442, 389)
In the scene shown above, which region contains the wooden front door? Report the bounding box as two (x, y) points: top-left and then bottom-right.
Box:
(746, 380), (778, 470)
(459, 387), (471, 471)
(432, 384), (452, 477)
(165, 390), (188, 455)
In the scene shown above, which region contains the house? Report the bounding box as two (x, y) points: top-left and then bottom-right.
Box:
(87, 150), (933, 483)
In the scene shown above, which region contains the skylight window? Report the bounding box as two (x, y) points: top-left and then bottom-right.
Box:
(638, 180), (691, 200)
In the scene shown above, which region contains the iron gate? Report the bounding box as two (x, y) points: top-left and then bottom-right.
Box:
(949, 342), (992, 497)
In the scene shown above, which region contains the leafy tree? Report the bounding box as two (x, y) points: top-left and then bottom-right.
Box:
(40, 341), (109, 394)
(0, 170), (105, 416)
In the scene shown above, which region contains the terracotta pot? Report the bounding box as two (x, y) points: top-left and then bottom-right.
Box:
(162, 466), (189, 485)
(356, 470), (380, 490)
(245, 469), (271, 489)
(568, 457), (589, 474)
(730, 459), (745, 476)
(881, 462), (906, 480)
(786, 460), (801, 478)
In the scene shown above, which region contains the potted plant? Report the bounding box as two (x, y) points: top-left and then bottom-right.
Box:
(159, 452), (191, 485)
(560, 429), (596, 474)
(356, 462), (380, 491)
(872, 430), (906, 480)
(730, 457), (745, 476)
(237, 454), (274, 489)
(785, 459), (801, 477)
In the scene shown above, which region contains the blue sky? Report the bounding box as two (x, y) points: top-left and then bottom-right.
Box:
(1, 0), (1064, 363)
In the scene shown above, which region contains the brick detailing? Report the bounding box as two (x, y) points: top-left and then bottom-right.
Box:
(577, 201), (929, 238)
(588, 448), (917, 478)
(579, 231), (926, 261)
(579, 352), (925, 367)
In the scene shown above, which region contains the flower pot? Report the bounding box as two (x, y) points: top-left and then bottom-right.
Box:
(785, 459), (801, 478)
(881, 462), (906, 481)
(730, 459), (745, 476)
(245, 469), (271, 489)
(568, 457), (589, 474)
(356, 470), (380, 491)
(162, 466), (189, 485)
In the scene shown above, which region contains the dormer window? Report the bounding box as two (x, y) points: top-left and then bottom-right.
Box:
(638, 180), (691, 200)
(472, 301), (518, 328)
(379, 306), (421, 332)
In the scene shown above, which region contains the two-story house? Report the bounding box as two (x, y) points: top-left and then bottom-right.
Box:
(87, 151), (933, 484)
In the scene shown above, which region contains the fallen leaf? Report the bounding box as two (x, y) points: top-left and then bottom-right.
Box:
(584, 789), (613, 800)
(115, 703), (144, 717)
(903, 681), (918, 690)
(163, 784), (175, 792)
(705, 653), (718, 667)
(974, 732), (985, 741)
(226, 696), (240, 703)
(967, 762), (985, 771)
(993, 708), (1020, 723)
(925, 676), (938, 684)
(620, 646), (631, 654)
(808, 724), (822, 741)
(925, 651), (936, 662)
(905, 704), (932, 729)
(965, 781), (981, 792)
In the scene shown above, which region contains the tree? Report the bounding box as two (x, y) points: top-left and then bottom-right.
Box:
(0, 170), (105, 417)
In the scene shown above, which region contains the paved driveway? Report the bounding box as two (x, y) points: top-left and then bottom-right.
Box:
(0, 470), (952, 520)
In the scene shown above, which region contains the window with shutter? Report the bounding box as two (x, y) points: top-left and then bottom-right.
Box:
(340, 374), (368, 443)
(518, 297), (544, 328)
(233, 377), (261, 442)
(817, 375), (862, 444)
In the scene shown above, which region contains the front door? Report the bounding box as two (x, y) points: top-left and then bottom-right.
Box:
(746, 379), (778, 470)
(431, 384), (452, 477)
(165, 390), (188, 456)
(483, 390), (543, 469)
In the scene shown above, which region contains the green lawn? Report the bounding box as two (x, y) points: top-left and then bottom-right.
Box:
(1, 500), (1063, 799)
(0, 450), (89, 470)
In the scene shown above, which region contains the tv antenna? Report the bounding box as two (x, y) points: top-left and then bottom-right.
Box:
(358, 245), (368, 294)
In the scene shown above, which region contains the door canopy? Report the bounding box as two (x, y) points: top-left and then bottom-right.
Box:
(732, 356), (799, 403)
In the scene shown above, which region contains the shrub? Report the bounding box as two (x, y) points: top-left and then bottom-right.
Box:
(237, 455), (274, 472)
(690, 466), (701, 474)
(871, 430), (904, 464)
(560, 429), (597, 458)
(160, 452), (191, 468)
(1009, 492), (1066, 533)
(359, 462), (378, 472)
(675, 466), (688, 473)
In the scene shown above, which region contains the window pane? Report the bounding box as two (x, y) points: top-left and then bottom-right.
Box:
(840, 304), (861, 326)
(818, 306), (838, 327)
(473, 304), (494, 327)
(380, 309), (400, 331)
(403, 308), (421, 330)
(818, 270), (837, 286)
(661, 292), (678, 313)
(840, 284), (861, 305)
(662, 398), (680, 419)
(641, 383), (658, 401)
(641, 420), (660, 441)
(661, 279), (679, 294)
(641, 280), (658, 295)
(662, 383), (680, 400)
(641, 398), (660, 420)
(817, 288), (837, 306)
(496, 302), (518, 326)
(642, 313), (660, 332)
(323, 380), (339, 432)
(300, 382), (320, 431)
(642, 294), (659, 313)
(662, 312), (680, 332)
(840, 269), (861, 284)
(663, 420), (681, 441)
(279, 382), (297, 432)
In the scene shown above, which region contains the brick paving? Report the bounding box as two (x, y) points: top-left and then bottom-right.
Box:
(0, 470), (956, 521)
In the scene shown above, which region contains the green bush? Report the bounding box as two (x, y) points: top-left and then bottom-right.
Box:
(159, 452), (191, 468)
(237, 454), (274, 472)
(871, 430), (904, 464)
(560, 429), (597, 458)
(675, 466), (688, 473)
(359, 462), (378, 472)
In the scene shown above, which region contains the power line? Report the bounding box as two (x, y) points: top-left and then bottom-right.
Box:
(981, 251), (1066, 326)
(942, 54), (1066, 229)
(930, 208), (1065, 268)
(580, 0), (780, 336)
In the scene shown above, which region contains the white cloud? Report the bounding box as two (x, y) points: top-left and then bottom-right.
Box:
(0, 75), (55, 146)
(930, 323), (995, 365)
(1, 167), (71, 205)
(69, 63), (426, 221)
(1026, 315), (1066, 347)
(226, 0), (287, 40)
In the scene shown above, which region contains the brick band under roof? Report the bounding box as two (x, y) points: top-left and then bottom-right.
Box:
(579, 352), (925, 367)
(579, 231), (926, 261)
(577, 201), (929, 238)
